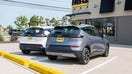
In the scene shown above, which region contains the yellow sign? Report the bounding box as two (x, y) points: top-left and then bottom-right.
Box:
(57, 37), (64, 42)
(28, 36), (32, 40)
(72, 3), (88, 8)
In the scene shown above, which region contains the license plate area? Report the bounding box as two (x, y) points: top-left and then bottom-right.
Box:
(28, 36), (32, 40)
(57, 37), (64, 42)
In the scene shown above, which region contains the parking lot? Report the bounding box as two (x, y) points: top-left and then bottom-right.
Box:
(0, 43), (132, 74)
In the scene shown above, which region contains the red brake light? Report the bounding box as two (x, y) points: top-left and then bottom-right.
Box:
(70, 46), (79, 48)
(70, 35), (83, 38)
(37, 34), (45, 37)
(46, 44), (51, 47)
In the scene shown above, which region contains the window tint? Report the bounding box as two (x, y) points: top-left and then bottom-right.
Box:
(82, 27), (101, 36)
(52, 26), (80, 35)
(82, 27), (95, 35)
(72, 0), (88, 5)
(46, 28), (53, 32)
(25, 28), (44, 34)
(8, 29), (24, 36)
(125, 0), (132, 10)
(23, 28), (52, 36)
(86, 17), (115, 36)
(100, 0), (115, 13)
(92, 28), (101, 36)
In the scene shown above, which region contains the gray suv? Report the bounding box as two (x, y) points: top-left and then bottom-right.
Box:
(46, 25), (109, 64)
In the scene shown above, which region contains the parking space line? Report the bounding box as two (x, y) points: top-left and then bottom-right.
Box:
(80, 57), (118, 74)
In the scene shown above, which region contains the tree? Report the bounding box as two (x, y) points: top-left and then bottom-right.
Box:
(53, 20), (59, 26)
(50, 18), (59, 26)
(0, 34), (4, 41)
(14, 16), (28, 29)
(0, 24), (3, 28)
(0, 24), (4, 30)
(61, 16), (68, 25)
(45, 18), (50, 26)
(0, 24), (4, 35)
(70, 20), (80, 25)
(6, 25), (13, 30)
(39, 16), (45, 25)
(29, 15), (45, 27)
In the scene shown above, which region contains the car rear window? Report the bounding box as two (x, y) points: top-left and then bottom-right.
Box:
(8, 29), (24, 36)
(52, 26), (80, 35)
(25, 28), (44, 34)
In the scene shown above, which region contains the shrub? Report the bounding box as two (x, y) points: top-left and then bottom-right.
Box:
(10, 35), (18, 41)
(0, 34), (4, 41)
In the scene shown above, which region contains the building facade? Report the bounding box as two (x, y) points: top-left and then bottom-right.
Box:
(67, 0), (132, 45)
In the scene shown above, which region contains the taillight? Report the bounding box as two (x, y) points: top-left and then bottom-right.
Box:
(69, 35), (83, 38)
(36, 34), (46, 37)
(70, 46), (79, 48)
(46, 44), (51, 47)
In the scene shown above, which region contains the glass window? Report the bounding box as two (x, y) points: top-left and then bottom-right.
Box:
(125, 0), (132, 10)
(76, 0), (81, 4)
(92, 27), (101, 37)
(72, 0), (88, 5)
(82, 0), (88, 3)
(82, 27), (96, 36)
(72, 0), (75, 5)
(86, 17), (115, 36)
(52, 26), (80, 35)
(100, 0), (115, 13)
(25, 28), (44, 34)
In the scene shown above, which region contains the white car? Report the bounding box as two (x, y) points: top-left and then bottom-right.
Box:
(19, 26), (54, 55)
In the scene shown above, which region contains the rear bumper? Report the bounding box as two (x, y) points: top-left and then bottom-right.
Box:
(46, 45), (82, 58)
(19, 43), (45, 51)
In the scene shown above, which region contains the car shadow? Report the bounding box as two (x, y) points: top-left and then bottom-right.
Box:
(90, 55), (103, 60)
(11, 51), (48, 62)
(37, 55), (104, 65)
(110, 44), (132, 49)
(11, 51), (80, 65)
(11, 51), (104, 65)
(11, 51), (46, 57)
(38, 57), (80, 65)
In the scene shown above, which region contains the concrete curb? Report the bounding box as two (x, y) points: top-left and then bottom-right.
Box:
(0, 51), (65, 74)
(29, 62), (65, 74)
(3, 51), (30, 66)
(0, 50), (3, 56)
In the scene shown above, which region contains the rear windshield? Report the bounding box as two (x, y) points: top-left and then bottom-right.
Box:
(52, 26), (80, 35)
(25, 28), (44, 34)
(24, 28), (52, 35)
(8, 29), (24, 36)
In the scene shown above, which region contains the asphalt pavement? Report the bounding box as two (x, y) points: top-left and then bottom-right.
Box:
(0, 57), (39, 74)
(0, 43), (132, 74)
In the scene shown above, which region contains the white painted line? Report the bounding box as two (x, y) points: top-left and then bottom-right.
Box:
(80, 57), (118, 74)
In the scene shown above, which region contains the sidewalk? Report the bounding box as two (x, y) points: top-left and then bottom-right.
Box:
(0, 57), (39, 74)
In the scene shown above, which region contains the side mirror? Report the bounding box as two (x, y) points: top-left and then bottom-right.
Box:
(101, 34), (106, 38)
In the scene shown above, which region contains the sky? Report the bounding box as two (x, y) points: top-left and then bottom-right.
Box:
(0, 0), (72, 28)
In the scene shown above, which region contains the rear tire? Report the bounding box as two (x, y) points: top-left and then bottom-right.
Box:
(79, 48), (90, 65)
(43, 50), (47, 56)
(21, 50), (31, 54)
(47, 55), (58, 60)
(102, 45), (109, 57)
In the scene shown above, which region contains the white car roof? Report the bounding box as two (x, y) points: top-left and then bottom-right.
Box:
(29, 26), (54, 29)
